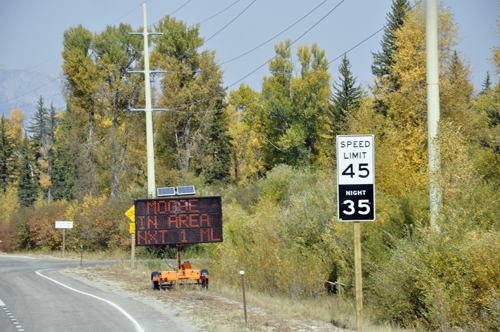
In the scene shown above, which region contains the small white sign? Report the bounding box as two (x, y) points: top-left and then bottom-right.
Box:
(55, 221), (73, 229)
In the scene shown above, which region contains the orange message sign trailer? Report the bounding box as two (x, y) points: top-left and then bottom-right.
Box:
(134, 196), (222, 290)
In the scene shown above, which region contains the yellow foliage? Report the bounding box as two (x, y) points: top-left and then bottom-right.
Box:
(0, 187), (19, 223)
(39, 173), (51, 190)
(7, 108), (24, 150)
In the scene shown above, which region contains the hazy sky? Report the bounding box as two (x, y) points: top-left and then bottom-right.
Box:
(0, 0), (498, 111)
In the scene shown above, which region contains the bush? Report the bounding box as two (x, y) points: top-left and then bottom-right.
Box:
(210, 165), (349, 298)
(370, 228), (500, 330)
(8, 194), (134, 252)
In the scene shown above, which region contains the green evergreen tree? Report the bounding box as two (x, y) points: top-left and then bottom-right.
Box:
(480, 71), (492, 96)
(51, 146), (76, 201)
(51, 106), (75, 201)
(17, 137), (38, 206)
(203, 104), (234, 185)
(26, 96), (49, 153)
(371, 0), (411, 80)
(371, 0), (411, 115)
(330, 54), (362, 132)
(0, 116), (16, 192)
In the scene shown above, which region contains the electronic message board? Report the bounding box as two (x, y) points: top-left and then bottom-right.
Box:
(135, 196), (222, 246)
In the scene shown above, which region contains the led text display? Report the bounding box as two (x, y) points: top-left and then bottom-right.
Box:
(135, 196), (222, 246)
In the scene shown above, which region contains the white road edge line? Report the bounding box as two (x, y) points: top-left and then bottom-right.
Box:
(0, 255), (36, 259)
(35, 269), (145, 332)
(0, 298), (5, 306)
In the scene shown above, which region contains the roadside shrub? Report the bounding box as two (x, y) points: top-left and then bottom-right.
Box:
(210, 165), (349, 298)
(370, 228), (500, 330)
(8, 194), (133, 252)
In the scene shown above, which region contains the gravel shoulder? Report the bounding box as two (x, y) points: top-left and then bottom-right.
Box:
(64, 265), (344, 332)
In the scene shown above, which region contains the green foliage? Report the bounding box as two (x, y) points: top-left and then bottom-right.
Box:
(51, 145), (76, 201)
(17, 138), (38, 206)
(152, 15), (225, 183)
(371, 0), (411, 80)
(203, 107), (234, 185)
(0, 116), (16, 191)
(371, 228), (500, 330)
(210, 165), (347, 298)
(248, 41), (331, 168)
(371, 0), (411, 115)
(26, 96), (50, 152)
(330, 54), (362, 133)
(61, 23), (145, 199)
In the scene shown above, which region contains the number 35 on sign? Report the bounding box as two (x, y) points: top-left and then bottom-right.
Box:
(336, 135), (375, 221)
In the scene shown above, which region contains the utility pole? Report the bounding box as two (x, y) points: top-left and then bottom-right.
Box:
(426, 0), (441, 230)
(129, 2), (168, 198)
(142, 2), (155, 199)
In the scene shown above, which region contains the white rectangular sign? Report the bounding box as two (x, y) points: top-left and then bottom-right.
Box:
(337, 135), (375, 221)
(55, 221), (73, 229)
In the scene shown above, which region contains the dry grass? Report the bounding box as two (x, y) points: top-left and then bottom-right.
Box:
(11, 250), (411, 331)
(62, 255), (413, 332)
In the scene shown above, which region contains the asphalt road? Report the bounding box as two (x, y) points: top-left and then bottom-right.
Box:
(0, 255), (203, 332)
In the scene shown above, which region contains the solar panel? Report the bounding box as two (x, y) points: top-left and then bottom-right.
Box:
(157, 187), (176, 197)
(176, 185), (196, 195)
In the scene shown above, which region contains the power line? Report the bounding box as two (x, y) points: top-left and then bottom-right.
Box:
(204, 0), (256, 44)
(168, 0), (192, 18)
(2, 92), (64, 114)
(219, 0), (330, 67)
(199, 0), (243, 24)
(227, 0), (346, 89)
(110, 3), (142, 26)
(157, 0), (331, 76)
(154, 0), (347, 113)
(328, 0), (423, 64)
(0, 77), (60, 106)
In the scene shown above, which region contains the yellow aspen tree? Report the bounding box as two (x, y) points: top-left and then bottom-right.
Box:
(7, 108), (24, 153)
(373, 4), (474, 197)
(228, 84), (265, 184)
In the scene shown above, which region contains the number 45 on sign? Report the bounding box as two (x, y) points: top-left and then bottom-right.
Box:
(336, 135), (375, 221)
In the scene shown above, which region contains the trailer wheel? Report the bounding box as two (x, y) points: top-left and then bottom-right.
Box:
(201, 278), (209, 290)
(151, 271), (160, 290)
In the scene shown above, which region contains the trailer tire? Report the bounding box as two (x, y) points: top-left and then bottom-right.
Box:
(151, 271), (160, 290)
(201, 278), (209, 290)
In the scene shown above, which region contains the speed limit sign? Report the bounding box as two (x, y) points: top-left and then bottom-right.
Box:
(337, 135), (375, 221)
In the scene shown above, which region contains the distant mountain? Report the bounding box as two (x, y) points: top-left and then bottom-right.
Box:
(0, 65), (65, 121)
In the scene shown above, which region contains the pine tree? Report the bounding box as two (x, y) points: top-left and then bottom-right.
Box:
(51, 146), (76, 201)
(330, 54), (362, 132)
(203, 105), (234, 185)
(17, 137), (38, 206)
(372, 0), (411, 80)
(51, 106), (76, 201)
(26, 96), (49, 152)
(480, 71), (492, 96)
(0, 116), (16, 192)
(371, 0), (411, 115)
